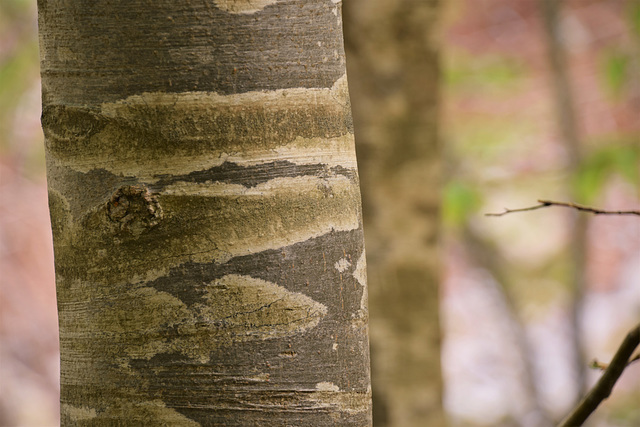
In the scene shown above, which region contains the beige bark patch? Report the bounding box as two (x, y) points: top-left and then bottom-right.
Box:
(354, 250), (367, 306)
(334, 258), (350, 272)
(352, 250), (369, 328)
(306, 390), (371, 415)
(247, 372), (271, 382)
(64, 275), (327, 364)
(195, 274), (328, 345)
(47, 75), (353, 177)
(99, 399), (200, 426)
(158, 175), (361, 264)
(316, 381), (340, 392)
(61, 404), (97, 421)
(213, 0), (278, 14)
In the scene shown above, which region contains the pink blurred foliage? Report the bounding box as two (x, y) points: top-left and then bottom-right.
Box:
(1, 2), (59, 421)
(0, 158), (59, 426)
(443, 0), (639, 425)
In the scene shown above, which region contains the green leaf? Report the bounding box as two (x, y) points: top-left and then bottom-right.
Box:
(600, 51), (629, 98)
(574, 144), (640, 203)
(444, 50), (528, 95)
(442, 181), (482, 227)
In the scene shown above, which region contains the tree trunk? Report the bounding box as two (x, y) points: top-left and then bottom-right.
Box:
(343, 1), (444, 426)
(541, 0), (588, 403)
(38, 1), (371, 425)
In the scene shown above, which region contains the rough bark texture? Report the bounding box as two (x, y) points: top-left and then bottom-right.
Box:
(343, 1), (443, 426)
(38, 1), (371, 425)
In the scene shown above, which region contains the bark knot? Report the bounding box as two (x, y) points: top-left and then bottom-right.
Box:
(107, 185), (162, 236)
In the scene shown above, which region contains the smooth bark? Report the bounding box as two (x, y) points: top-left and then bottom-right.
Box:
(38, 1), (371, 425)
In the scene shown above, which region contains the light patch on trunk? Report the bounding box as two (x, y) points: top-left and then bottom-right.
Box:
(61, 404), (97, 421)
(61, 133), (357, 179)
(48, 75), (353, 177)
(160, 175), (361, 263)
(246, 372), (271, 382)
(316, 381), (340, 392)
(259, 134), (357, 169)
(177, 134), (356, 171)
(334, 257), (350, 272)
(196, 274), (328, 345)
(67, 275), (327, 364)
(99, 399), (200, 426)
(101, 74), (349, 117)
(213, 0), (278, 14)
(306, 390), (371, 415)
(351, 250), (369, 328)
(354, 250), (367, 305)
(61, 400), (199, 426)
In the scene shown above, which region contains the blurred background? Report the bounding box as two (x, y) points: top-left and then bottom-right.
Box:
(441, 0), (639, 425)
(0, 0), (638, 425)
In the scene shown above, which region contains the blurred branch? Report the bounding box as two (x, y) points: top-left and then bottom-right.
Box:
(486, 200), (640, 217)
(559, 323), (640, 427)
(461, 225), (554, 426)
(540, 0), (589, 401)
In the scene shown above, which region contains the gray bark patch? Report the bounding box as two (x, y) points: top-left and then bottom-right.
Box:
(154, 161), (355, 189)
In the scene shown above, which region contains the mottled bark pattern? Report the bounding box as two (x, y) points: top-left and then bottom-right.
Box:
(344, 1), (443, 426)
(38, 1), (345, 104)
(38, 0), (371, 425)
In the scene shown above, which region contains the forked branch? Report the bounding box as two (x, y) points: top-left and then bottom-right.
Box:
(559, 323), (640, 427)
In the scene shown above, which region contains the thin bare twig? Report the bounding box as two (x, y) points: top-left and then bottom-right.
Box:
(590, 353), (640, 371)
(486, 200), (640, 217)
(559, 323), (640, 427)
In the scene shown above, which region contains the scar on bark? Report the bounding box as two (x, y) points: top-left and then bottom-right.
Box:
(107, 184), (163, 236)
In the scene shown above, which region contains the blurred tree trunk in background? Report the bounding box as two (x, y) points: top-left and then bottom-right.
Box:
(461, 226), (555, 426)
(38, 1), (371, 425)
(344, 1), (444, 425)
(541, 0), (588, 402)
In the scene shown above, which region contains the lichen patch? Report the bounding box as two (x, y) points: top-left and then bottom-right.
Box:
(246, 372), (271, 382)
(316, 381), (340, 392)
(271, 134), (356, 168)
(353, 250), (367, 297)
(334, 258), (350, 273)
(61, 404), (97, 421)
(306, 389), (371, 415)
(352, 250), (369, 328)
(159, 175), (361, 264)
(98, 399), (200, 426)
(195, 274), (328, 345)
(61, 275), (327, 366)
(46, 74), (354, 178)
